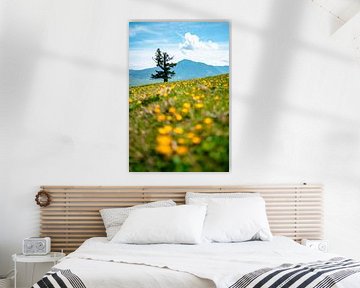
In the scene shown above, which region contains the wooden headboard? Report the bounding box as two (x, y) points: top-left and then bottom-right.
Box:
(39, 184), (323, 253)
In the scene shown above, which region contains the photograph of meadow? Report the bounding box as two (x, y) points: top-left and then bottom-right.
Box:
(129, 21), (230, 172)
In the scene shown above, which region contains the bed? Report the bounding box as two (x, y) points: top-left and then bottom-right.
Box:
(33, 185), (360, 288)
(33, 236), (360, 288)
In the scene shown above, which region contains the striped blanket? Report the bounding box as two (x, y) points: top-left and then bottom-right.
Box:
(230, 258), (360, 288)
(32, 268), (86, 288)
(32, 258), (360, 288)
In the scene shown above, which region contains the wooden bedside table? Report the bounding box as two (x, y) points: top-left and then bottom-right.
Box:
(12, 252), (65, 288)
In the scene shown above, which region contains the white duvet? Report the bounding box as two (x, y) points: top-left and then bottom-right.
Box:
(54, 237), (360, 288)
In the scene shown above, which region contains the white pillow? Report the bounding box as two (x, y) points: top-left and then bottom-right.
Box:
(202, 197), (272, 243)
(111, 205), (207, 244)
(186, 192), (259, 204)
(100, 200), (176, 240)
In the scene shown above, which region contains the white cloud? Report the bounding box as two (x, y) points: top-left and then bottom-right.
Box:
(129, 49), (158, 69)
(179, 32), (219, 52)
(129, 25), (158, 37)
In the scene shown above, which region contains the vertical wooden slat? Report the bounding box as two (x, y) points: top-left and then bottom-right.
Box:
(39, 184), (323, 253)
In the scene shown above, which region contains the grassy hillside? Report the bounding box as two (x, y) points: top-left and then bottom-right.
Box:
(129, 74), (229, 172)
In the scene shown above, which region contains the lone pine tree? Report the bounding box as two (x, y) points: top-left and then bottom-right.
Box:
(151, 48), (177, 82)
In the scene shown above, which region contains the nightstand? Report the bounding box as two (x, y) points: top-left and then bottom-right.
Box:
(12, 252), (65, 288)
(301, 239), (328, 252)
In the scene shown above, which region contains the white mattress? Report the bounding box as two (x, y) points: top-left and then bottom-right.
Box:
(56, 237), (214, 288)
(56, 258), (214, 288)
(53, 236), (360, 288)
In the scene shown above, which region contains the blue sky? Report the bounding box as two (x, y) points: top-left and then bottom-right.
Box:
(129, 21), (229, 70)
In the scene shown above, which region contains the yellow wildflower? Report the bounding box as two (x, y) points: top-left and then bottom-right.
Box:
(187, 132), (195, 139)
(156, 135), (172, 145)
(154, 105), (161, 114)
(158, 125), (172, 135)
(158, 86), (171, 97)
(175, 114), (182, 121)
(195, 103), (204, 109)
(129, 99), (133, 103)
(176, 146), (188, 155)
(194, 124), (203, 130)
(169, 107), (176, 114)
(157, 114), (166, 122)
(167, 116), (172, 121)
(181, 108), (189, 114)
(183, 103), (191, 109)
(203, 117), (213, 125)
(177, 138), (185, 144)
(214, 96), (220, 100)
(192, 136), (201, 144)
(137, 100), (142, 104)
(156, 145), (172, 156)
(174, 127), (184, 134)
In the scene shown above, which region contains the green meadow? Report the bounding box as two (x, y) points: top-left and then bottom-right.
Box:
(129, 73), (229, 172)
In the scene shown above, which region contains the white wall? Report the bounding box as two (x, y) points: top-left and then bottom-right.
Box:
(1, 0), (360, 285)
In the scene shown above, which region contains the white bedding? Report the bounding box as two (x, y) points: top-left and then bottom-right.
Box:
(53, 237), (360, 288)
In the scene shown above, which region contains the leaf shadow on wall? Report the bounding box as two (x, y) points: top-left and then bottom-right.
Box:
(133, 0), (360, 178)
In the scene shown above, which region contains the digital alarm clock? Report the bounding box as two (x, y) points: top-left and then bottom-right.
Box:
(23, 237), (51, 255)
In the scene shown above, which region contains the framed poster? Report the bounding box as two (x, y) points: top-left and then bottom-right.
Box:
(129, 21), (229, 172)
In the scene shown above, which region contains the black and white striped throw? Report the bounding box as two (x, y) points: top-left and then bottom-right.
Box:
(229, 257), (360, 288)
(32, 268), (86, 288)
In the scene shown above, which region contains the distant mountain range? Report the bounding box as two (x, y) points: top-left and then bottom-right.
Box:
(129, 59), (229, 86)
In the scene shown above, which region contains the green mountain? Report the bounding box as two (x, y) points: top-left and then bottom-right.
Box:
(129, 59), (229, 86)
